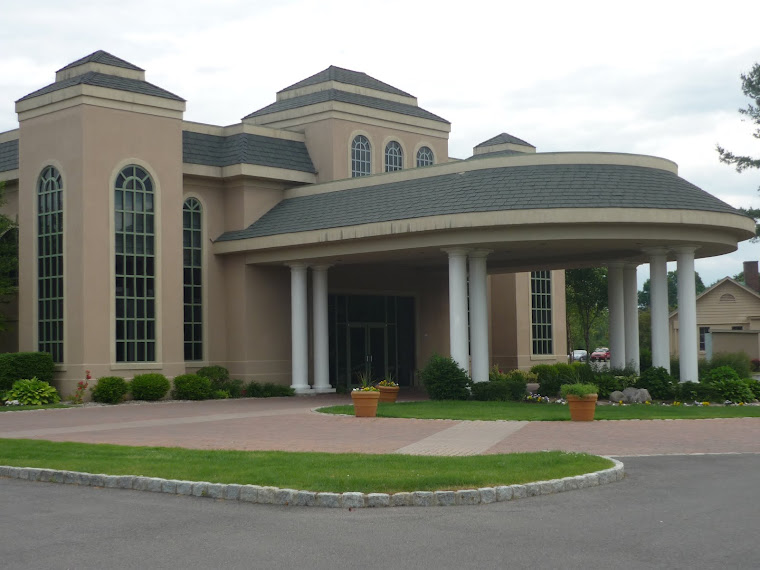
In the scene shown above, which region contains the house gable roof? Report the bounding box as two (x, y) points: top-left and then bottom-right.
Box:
(57, 50), (144, 72)
(670, 277), (760, 318)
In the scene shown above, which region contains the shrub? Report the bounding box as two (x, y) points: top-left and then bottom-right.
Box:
(701, 352), (752, 380)
(560, 383), (599, 398)
(0, 352), (55, 392)
(588, 373), (624, 399)
(212, 389), (230, 399)
(172, 374), (212, 400)
(702, 365), (740, 384)
(636, 367), (676, 400)
(744, 378), (760, 400)
(4, 378), (60, 405)
(570, 362), (596, 384)
(639, 348), (652, 372)
(91, 376), (129, 404)
(472, 368), (527, 401)
(670, 357), (680, 381)
(220, 379), (245, 398)
(419, 354), (470, 400)
(245, 381), (295, 398)
(130, 373), (170, 401)
(676, 381), (716, 402)
(197, 365), (230, 387)
(752, 359), (760, 373)
(711, 378), (754, 403)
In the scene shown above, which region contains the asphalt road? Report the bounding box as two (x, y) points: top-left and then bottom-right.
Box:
(1, 454), (757, 569)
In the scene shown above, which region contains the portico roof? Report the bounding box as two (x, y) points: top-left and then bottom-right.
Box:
(214, 152), (755, 270)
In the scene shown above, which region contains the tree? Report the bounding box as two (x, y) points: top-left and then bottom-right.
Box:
(638, 270), (705, 311)
(565, 268), (607, 356)
(717, 62), (760, 236)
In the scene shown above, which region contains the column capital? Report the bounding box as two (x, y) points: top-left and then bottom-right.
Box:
(673, 245), (699, 255)
(442, 247), (471, 258)
(642, 246), (669, 257)
(286, 261), (309, 270)
(468, 249), (492, 259)
(606, 261), (626, 270)
(311, 264), (332, 272)
(623, 262), (641, 270)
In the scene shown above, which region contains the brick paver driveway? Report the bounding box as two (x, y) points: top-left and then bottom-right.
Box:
(1, 395), (758, 456)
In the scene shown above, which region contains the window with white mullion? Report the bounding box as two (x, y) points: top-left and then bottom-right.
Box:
(351, 135), (371, 177)
(37, 166), (64, 363)
(384, 141), (403, 172)
(183, 198), (203, 361)
(530, 270), (553, 355)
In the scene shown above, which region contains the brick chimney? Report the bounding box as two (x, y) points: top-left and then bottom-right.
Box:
(744, 261), (760, 292)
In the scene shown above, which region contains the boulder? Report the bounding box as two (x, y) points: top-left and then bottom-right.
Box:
(623, 387), (652, 404)
(609, 390), (625, 403)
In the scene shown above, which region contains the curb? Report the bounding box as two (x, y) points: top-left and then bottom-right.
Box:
(0, 458), (624, 508)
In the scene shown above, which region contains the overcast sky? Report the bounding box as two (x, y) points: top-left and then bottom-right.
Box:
(2, 0), (760, 288)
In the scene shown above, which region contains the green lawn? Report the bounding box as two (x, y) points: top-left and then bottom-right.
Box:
(317, 400), (760, 421)
(0, 404), (69, 412)
(0, 439), (612, 494)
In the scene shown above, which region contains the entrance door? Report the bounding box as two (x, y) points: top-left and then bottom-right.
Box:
(348, 324), (387, 383)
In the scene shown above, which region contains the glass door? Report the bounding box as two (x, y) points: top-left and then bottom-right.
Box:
(348, 324), (387, 384)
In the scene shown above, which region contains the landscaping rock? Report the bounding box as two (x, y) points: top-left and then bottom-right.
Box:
(257, 486), (277, 504)
(495, 486), (513, 502)
(273, 488), (296, 505)
(239, 485), (260, 502)
(175, 481), (193, 495)
(623, 387), (652, 403)
(456, 489), (480, 505)
(609, 390), (625, 402)
(479, 487), (496, 504)
(316, 492), (342, 508)
(224, 484), (241, 500)
(161, 480), (178, 494)
(342, 492), (365, 508)
(294, 491), (317, 506)
(390, 492), (412, 507)
(435, 491), (456, 506)
(206, 483), (225, 499)
(366, 493), (390, 508)
(511, 485), (527, 499)
(412, 491), (437, 507)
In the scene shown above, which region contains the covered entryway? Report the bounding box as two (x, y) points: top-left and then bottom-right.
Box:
(329, 294), (415, 389)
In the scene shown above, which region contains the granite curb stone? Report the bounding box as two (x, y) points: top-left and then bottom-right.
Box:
(0, 458), (625, 508)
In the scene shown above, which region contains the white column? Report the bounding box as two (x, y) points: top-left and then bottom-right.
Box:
(289, 262), (311, 394)
(623, 263), (640, 374)
(468, 250), (491, 383)
(311, 265), (334, 393)
(646, 248), (670, 372)
(607, 262), (626, 370)
(445, 248), (470, 374)
(676, 246), (699, 383)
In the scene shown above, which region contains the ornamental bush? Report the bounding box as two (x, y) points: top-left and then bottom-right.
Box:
(244, 381), (295, 398)
(588, 373), (624, 399)
(130, 373), (170, 401)
(701, 352), (752, 380)
(710, 378), (754, 403)
(197, 365), (230, 387)
(530, 363), (576, 398)
(0, 352), (55, 392)
(472, 368), (528, 401)
(172, 374), (212, 400)
(636, 367), (676, 400)
(675, 381), (716, 402)
(744, 378), (760, 400)
(4, 378), (60, 405)
(91, 376), (129, 404)
(419, 354), (470, 400)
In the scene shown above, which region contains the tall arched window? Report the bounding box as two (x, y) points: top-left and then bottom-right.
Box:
(530, 270), (553, 355)
(385, 141), (403, 172)
(115, 165), (156, 362)
(183, 198), (203, 361)
(351, 135), (371, 177)
(37, 166), (64, 362)
(416, 146), (434, 167)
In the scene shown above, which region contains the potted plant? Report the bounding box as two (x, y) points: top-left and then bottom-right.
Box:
(376, 375), (400, 403)
(560, 383), (599, 421)
(351, 372), (380, 417)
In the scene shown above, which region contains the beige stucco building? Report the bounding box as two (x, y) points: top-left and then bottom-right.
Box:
(0, 51), (754, 395)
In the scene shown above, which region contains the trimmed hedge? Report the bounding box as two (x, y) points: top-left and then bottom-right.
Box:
(636, 367), (677, 401)
(244, 382), (295, 398)
(91, 376), (129, 404)
(0, 352), (55, 392)
(130, 373), (170, 401)
(172, 374), (213, 400)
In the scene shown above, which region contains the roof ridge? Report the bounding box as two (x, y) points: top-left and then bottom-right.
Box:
(57, 50), (144, 72)
(278, 66), (413, 98)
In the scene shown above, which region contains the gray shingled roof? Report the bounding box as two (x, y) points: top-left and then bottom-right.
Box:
(217, 164), (742, 242)
(244, 89), (448, 124)
(476, 133), (535, 148)
(183, 131), (315, 173)
(279, 66), (413, 97)
(0, 139), (19, 172)
(57, 50), (144, 72)
(17, 71), (184, 103)
(467, 149), (527, 160)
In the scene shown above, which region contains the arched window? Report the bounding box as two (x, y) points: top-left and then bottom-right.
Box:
(384, 141), (403, 172)
(351, 135), (371, 177)
(720, 293), (736, 303)
(37, 166), (64, 362)
(115, 165), (155, 362)
(416, 146), (434, 167)
(183, 198), (202, 361)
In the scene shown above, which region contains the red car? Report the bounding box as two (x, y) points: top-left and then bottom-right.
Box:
(590, 347), (610, 361)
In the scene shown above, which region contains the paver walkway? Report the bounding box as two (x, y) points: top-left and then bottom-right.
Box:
(1, 395), (759, 457)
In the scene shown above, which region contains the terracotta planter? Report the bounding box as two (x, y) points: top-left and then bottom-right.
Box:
(566, 394), (598, 421)
(351, 390), (380, 417)
(377, 385), (400, 403)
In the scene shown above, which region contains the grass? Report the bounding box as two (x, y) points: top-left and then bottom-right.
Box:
(0, 439), (612, 494)
(0, 403), (69, 412)
(317, 400), (760, 421)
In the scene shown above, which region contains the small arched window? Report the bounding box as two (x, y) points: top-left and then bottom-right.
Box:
(720, 293), (736, 303)
(183, 198), (203, 361)
(351, 135), (371, 177)
(384, 141), (403, 172)
(115, 165), (156, 362)
(416, 146), (434, 167)
(37, 166), (64, 362)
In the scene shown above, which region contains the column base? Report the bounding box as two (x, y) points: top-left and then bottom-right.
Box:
(292, 386), (316, 396)
(313, 386), (336, 394)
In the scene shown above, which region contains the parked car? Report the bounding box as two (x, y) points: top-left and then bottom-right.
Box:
(570, 349), (588, 362)
(590, 347), (610, 361)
